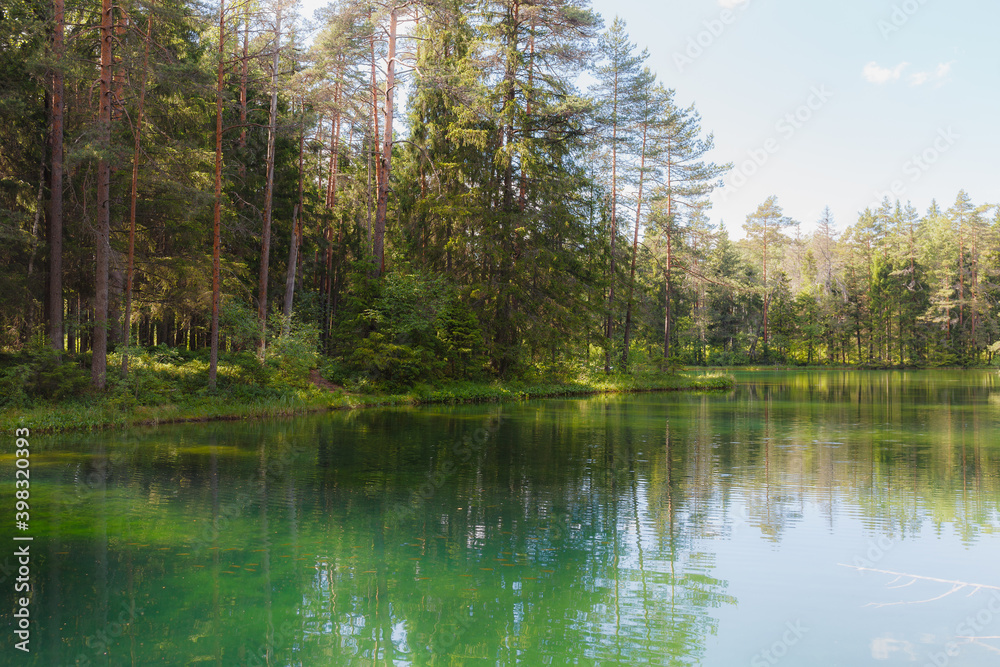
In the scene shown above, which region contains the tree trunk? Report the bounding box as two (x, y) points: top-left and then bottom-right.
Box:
(517, 21), (536, 211)
(762, 233), (769, 352)
(123, 10), (153, 378)
(622, 106), (648, 370)
(282, 205), (300, 331)
(368, 25), (380, 261)
(209, 0), (225, 390)
(238, 4), (249, 157)
(92, 0), (113, 389)
(282, 116), (305, 332)
(605, 67), (619, 374)
(372, 5), (398, 278)
(49, 0), (65, 353)
(662, 229), (672, 371)
(257, 7), (282, 358)
(67, 293), (77, 353)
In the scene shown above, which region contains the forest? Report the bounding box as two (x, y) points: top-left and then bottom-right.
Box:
(2, 0), (1000, 404)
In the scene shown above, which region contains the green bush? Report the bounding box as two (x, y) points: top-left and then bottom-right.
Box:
(0, 349), (89, 406)
(219, 298), (261, 352)
(332, 271), (488, 390)
(347, 332), (444, 392)
(265, 314), (320, 388)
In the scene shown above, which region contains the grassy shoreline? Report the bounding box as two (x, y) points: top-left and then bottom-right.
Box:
(1, 373), (734, 434)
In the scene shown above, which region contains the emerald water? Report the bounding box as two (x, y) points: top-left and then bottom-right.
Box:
(4, 370), (1000, 666)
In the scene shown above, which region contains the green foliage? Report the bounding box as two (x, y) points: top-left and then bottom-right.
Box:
(220, 299), (261, 353)
(265, 313), (320, 388)
(347, 332), (442, 393)
(436, 299), (488, 379)
(0, 349), (89, 407)
(332, 272), (487, 391)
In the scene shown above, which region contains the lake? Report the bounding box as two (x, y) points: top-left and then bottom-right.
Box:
(4, 370), (1000, 666)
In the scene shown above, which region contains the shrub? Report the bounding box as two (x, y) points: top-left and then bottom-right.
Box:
(265, 314), (320, 388)
(0, 349), (90, 406)
(332, 271), (488, 390)
(219, 298), (261, 352)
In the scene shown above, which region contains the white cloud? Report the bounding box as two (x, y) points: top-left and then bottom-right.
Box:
(910, 61), (955, 86)
(719, 0), (749, 8)
(863, 61), (908, 84)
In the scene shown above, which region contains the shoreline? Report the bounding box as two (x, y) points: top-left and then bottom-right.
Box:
(1, 373), (735, 434)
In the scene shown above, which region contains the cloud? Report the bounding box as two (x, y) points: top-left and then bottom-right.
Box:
(719, 0), (749, 7)
(909, 61), (955, 86)
(863, 61), (908, 84)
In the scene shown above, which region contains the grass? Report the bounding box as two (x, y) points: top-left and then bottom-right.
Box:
(0, 352), (735, 434)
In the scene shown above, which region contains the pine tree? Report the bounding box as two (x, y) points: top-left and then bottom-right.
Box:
(592, 16), (646, 372)
(742, 196), (793, 356)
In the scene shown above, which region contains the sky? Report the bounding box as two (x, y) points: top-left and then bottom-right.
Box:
(585, 0), (1000, 237)
(299, 0), (1000, 238)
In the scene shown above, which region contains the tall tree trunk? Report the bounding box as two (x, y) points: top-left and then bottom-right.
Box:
(238, 4), (249, 157)
(257, 7), (282, 358)
(123, 10), (154, 378)
(209, 0), (225, 390)
(605, 68), (619, 374)
(49, 0), (65, 353)
(92, 0), (113, 389)
(372, 5), (398, 278)
(762, 232), (769, 352)
(368, 25), (380, 261)
(662, 228), (672, 371)
(282, 205), (300, 327)
(332, 108), (342, 204)
(622, 107), (648, 370)
(662, 152), (673, 370)
(517, 20), (536, 211)
(282, 112), (305, 332)
(67, 294), (76, 353)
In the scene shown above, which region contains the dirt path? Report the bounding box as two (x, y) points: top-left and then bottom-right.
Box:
(310, 369), (343, 392)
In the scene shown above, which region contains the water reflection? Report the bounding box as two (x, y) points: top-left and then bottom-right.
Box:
(1, 370), (998, 665)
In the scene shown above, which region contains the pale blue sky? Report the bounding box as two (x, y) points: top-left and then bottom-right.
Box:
(300, 0), (999, 236)
(590, 0), (1000, 236)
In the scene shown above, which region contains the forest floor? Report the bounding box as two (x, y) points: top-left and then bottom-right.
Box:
(1, 362), (734, 434)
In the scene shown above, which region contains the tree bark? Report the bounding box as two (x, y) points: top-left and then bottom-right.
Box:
(662, 228), (672, 370)
(368, 24), (380, 262)
(92, 0), (113, 389)
(762, 227), (769, 352)
(622, 105), (648, 370)
(209, 0), (225, 390)
(257, 7), (282, 357)
(122, 10), (154, 378)
(282, 111), (305, 331)
(662, 148), (673, 370)
(49, 0), (65, 353)
(605, 66), (619, 374)
(372, 5), (398, 278)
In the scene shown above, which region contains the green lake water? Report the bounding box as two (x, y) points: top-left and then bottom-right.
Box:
(3, 370), (1000, 666)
